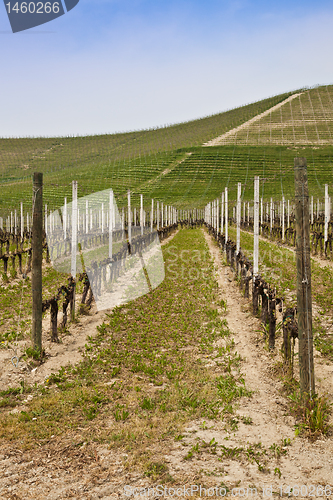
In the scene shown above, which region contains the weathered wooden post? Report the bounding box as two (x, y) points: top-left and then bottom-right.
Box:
(151, 199), (154, 233)
(225, 187), (228, 243)
(32, 172), (43, 352)
(157, 201), (160, 231)
(216, 198), (220, 234)
(253, 177), (260, 315)
(282, 196), (285, 242)
(109, 190), (113, 258)
(20, 202), (24, 239)
(324, 184), (329, 253)
(294, 157), (315, 399)
(236, 183), (241, 255)
(270, 198), (273, 235)
(86, 200), (89, 234)
(253, 176), (259, 278)
(45, 204), (48, 236)
(128, 190), (132, 244)
(221, 192), (224, 234)
(101, 202), (104, 234)
(140, 194), (144, 236)
(71, 181), (78, 322)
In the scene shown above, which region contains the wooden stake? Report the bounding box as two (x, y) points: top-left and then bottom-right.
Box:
(71, 181), (78, 322)
(294, 157), (315, 399)
(109, 190), (113, 258)
(224, 188), (228, 242)
(140, 194), (144, 235)
(20, 201), (23, 239)
(282, 196), (285, 241)
(32, 172), (43, 352)
(324, 184), (329, 244)
(236, 183), (241, 254)
(221, 192), (224, 233)
(151, 199), (154, 233)
(253, 177), (259, 278)
(270, 198), (273, 234)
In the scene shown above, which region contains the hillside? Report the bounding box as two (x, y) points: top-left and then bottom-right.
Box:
(205, 85), (333, 146)
(1, 85), (333, 217)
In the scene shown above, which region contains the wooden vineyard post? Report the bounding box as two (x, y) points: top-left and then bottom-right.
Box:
(253, 177), (259, 278)
(128, 190), (132, 244)
(216, 198), (220, 234)
(324, 184), (329, 253)
(71, 181), (78, 322)
(294, 157), (315, 399)
(157, 201), (160, 230)
(109, 190), (113, 258)
(63, 197), (67, 240)
(140, 194), (144, 236)
(151, 199), (154, 233)
(86, 200), (89, 234)
(221, 192), (224, 234)
(282, 196), (285, 241)
(224, 187), (228, 243)
(20, 201), (23, 239)
(270, 198), (273, 235)
(32, 172), (43, 352)
(253, 177), (260, 316)
(236, 183), (241, 254)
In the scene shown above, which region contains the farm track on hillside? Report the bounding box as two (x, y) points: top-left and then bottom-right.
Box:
(203, 93), (303, 146)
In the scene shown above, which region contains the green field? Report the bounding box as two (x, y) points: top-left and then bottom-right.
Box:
(0, 84), (332, 484)
(1, 84), (333, 223)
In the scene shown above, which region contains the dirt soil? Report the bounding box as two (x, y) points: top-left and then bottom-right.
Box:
(0, 228), (332, 499)
(0, 230), (179, 394)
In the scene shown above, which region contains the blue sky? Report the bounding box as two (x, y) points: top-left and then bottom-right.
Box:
(1, 0), (333, 137)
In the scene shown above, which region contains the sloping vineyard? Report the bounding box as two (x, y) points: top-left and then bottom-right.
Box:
(206, 85), (333, 146)
(1, 85), (333, 496)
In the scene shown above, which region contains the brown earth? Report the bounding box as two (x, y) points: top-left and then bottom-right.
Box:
(0, 230), (179, 393)
(0, 228), (332, 499)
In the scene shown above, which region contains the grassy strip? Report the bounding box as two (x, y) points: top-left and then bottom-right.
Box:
(228, 225), (333, 360)
(0, 228), (252, 473)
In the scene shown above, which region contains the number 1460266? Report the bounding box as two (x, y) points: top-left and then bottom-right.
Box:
(6, 2), (60, 14)
(279, 485), (332, 497)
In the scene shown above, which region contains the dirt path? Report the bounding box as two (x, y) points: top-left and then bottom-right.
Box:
(0, 229), (179, 393)
(203, 93), (303, 147)
(193, 229), (333, 494)
(0, 228), (332, 499)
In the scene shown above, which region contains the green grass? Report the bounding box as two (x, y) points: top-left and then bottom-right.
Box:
(2, 85), (333, 219)
(288, 391), (331, 440)
(1, 87), (323, 216)
(0, 229), (252, 468)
